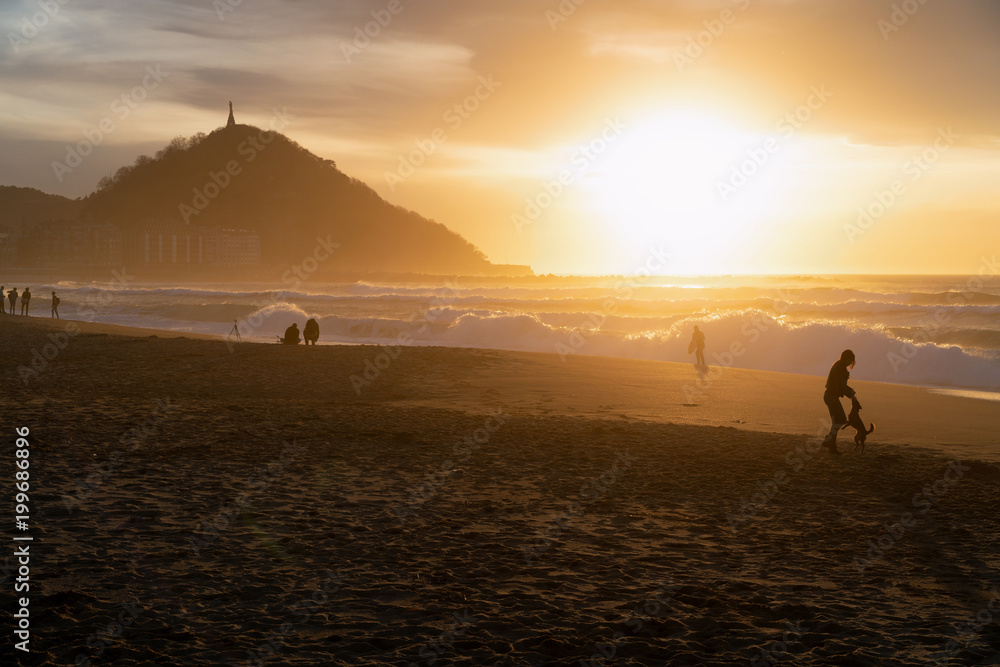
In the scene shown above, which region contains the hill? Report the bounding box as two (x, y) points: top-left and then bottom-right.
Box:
(78, 122), (525, 277)
(0, 186), (82, 231)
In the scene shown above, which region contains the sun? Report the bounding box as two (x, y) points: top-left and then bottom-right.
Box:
(586, 108), (771, 273)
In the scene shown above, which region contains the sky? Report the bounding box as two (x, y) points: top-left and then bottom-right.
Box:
(2, 0), (999, 275)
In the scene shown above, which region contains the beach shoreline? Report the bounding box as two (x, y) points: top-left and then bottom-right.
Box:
(13, 314), (998, 458)
(4, 315), (1000, 665)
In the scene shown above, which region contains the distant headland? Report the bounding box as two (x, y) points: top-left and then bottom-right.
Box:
(0, 104), (533, 280)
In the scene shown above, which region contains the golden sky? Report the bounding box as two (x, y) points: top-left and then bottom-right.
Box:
(2, 0), (999, 274)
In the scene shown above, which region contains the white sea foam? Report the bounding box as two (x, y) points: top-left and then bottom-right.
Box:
(39, 276), (1000, 390)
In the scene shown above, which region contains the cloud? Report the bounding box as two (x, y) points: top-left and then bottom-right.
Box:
(2, 0), (1000, 219)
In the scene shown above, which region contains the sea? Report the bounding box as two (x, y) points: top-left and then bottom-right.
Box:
(41, 274), (1000, 396)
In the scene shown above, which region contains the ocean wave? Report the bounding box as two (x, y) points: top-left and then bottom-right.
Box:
(43, 279), (1000, 390)
(248, 309), (1000, 390)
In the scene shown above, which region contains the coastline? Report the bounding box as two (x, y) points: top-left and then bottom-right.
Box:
(12, 314), (996, 459)
(4, 314), (1000, 665)
(9, 315), (225, 341)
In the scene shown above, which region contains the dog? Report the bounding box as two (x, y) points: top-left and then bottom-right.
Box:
(840, 396), (875, 453)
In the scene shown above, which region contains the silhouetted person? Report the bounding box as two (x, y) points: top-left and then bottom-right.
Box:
(51, 291), (60, 319)
(21, 287), (31, 316)
(303, 318), (319, 345)
(8, 288), (17, 315)
(690, 325), (706, 366)
(0, 286), (5, 314)
(282, 322), (301, 345)
(821, 349), (857, 455)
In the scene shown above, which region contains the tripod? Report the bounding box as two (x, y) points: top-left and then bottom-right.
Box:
(228, 320), (243, 344)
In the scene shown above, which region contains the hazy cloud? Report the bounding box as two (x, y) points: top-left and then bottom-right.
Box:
(2, 0), (999, 193)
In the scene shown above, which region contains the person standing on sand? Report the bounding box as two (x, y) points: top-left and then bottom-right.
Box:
(21, 287), (31, 316)
(8, 287), (17, 315)
(821, 349), (858, 455)
(690, 326), (706, 366)
(51, 291), (60, 319)
(0, 286), (5, 314)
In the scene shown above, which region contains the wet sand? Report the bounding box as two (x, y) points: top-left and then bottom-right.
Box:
(4, 316), (999, 666)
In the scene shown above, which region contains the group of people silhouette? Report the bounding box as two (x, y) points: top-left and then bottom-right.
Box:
(0, 287), (60, 318)
(281, 318), (320, 345)
(689, 326), (866, 455)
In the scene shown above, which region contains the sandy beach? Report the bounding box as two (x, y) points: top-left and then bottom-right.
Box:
(4, 316), (1000, 666)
